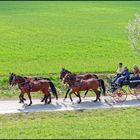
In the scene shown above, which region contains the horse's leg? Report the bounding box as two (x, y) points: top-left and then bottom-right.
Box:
(22, 96), (26, 101)
(98, 91), (101, 101)
(63, 88), (70, 101)
(83, 90), (88, 98)
(73, 92), (81, 103)
(73, 92), (77, 96)
(19, 95), (23, 103)
(69, 92), (73, 102)
(27, 92), (32, 106)
(94, 90), (101, 102)
(19, 91), (24, 103)
(93, 91), (98, 102)
(41, 95), (46, 102)
(77, 92), (81, 104)
(47, 93), (51, 104)
(45, 94), (49, 104)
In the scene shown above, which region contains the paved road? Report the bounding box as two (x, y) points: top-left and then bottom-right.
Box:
(0, 95), (140, 114)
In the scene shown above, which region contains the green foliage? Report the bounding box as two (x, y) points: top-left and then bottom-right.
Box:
(127, 13), (140, 51)
(0, 107), (140, 139)
(0, 1), (140, 75)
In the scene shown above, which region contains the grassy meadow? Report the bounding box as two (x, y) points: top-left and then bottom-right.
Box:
(0, 107), (140, 139)
(0, 2), (140, 139)
(0, 1), (140, 75)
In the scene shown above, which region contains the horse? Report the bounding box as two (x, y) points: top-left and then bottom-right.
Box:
(63, 73), (106, 103)
(9, 73), (58, 106)
(60, 68), (99, 98)
(23, 76), (56, 101)
(60, 68), (98, 80)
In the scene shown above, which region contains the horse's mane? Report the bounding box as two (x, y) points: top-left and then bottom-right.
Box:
(34, 77), (51, 81)
(62, 68), (72, 74)
(16, 75), (27, 82)
(66, 73), (77, 80)
(24, 77), (28, 79)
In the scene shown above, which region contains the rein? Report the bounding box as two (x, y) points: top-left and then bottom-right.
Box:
(17, 80), (30, 87)
(13, 76), (31, 88)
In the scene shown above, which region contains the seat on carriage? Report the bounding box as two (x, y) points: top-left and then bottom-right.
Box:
(122, 79), (140, 88)
(129, 79), (140, 88)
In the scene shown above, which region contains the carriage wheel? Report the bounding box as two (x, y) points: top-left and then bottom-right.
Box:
(134, 85), (140, 100)
(127, 86), (136, 96)
(112, 88), (127, 103)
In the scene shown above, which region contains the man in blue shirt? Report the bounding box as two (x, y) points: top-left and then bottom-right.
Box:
(114, 67), (130, 87)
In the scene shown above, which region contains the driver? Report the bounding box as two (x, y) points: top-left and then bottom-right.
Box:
(112, 62), (124, 84)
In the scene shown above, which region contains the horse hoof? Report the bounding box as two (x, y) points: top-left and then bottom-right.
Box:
(63, 99), (66, 102)
(78, 101), (81, 104)
(47, 101), (51, 104)
(94, 100), (97, 102)
(45, 102), (47, 104)
(41, 100), (44, 102)
(28, 104), (32, 106)
(19, 101), (24, 104)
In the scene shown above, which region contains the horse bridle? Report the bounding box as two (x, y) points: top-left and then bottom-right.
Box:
(12, 75), (30, 87)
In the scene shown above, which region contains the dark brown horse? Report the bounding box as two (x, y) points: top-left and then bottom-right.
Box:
(63, 73), (105, 103)
(60, 68), (98, 80)
(9, 73), (58, 106)
(23, 76), (56, 101)
(60, 68), (99, 98)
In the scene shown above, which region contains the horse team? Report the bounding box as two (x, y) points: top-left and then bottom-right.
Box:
(9, 68), (106, 106)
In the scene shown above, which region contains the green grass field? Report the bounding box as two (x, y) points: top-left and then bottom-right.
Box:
(0, 2), (140, 139)
(0, 107), (139, 139)
(0, 1), (140, 75)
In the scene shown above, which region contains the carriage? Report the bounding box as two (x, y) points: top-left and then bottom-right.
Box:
(106, 78), (140, 103)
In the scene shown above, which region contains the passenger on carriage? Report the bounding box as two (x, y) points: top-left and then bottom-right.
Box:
(114, 66), (130, 87)
(130, 64), (140, 81)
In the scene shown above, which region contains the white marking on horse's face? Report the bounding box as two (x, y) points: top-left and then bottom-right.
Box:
(11, 75), (17, 86)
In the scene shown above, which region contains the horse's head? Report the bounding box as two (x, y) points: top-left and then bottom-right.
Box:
(60, 68), (71, 80)
(63, 73), (71, 86)
(9, 73), (17, 86)
(63, 73), (76, 86)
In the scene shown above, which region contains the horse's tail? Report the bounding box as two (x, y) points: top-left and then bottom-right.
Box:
(98, 79), (106, 95)
(44, 78), (58, 100)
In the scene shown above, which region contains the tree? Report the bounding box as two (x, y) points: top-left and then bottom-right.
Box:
(126, 13), (140, 52)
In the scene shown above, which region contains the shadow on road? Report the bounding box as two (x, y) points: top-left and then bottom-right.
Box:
(0, 96), (139, 114)
(17, 99), (111, 113)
